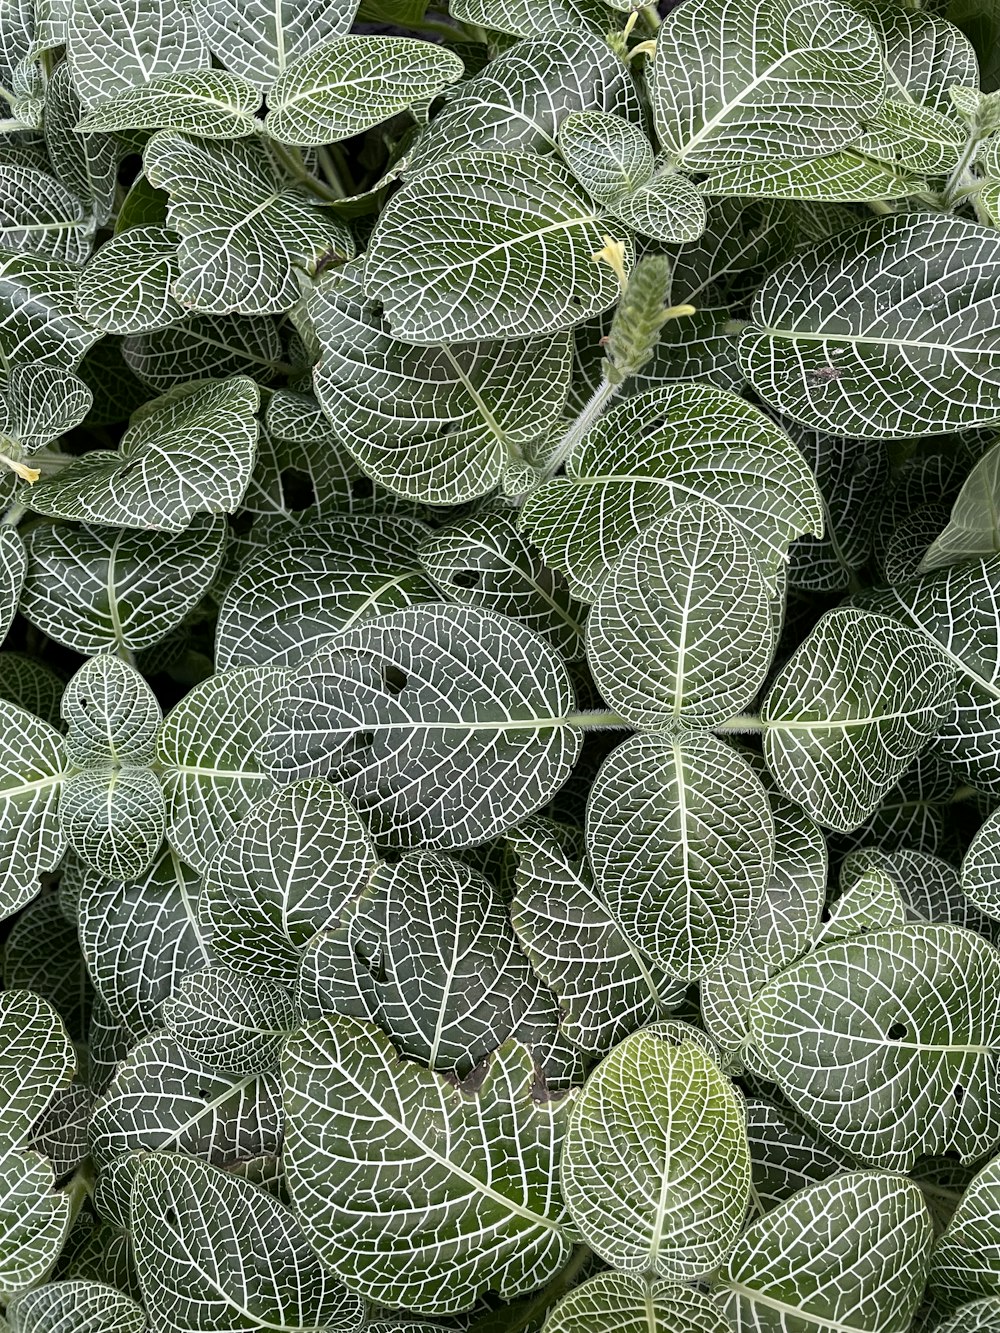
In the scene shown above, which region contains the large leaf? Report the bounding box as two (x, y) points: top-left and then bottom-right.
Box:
(586, 504), (774, 731)
(44, 63), (118, 228)
(299, 851), (537, 1075)
(0, 701), (69, 922)
(364, 152), (629, 344)
(215, 515), (436, 670)
(5, 1281), (145, 1333)
(309, 268), (573, 505)
(0, 250), (101, 372)
(76, 70), (261, 139)
(27, 377), (259, 532)
(543, 1274), (731, 1333)
(963, 810), (1000, 921)
(651, 0), (884, 172)
(748, 923), (1000, 1169)
(928, 1155), (1000, 1317)
(283, 1016), (574, 1313)
(261, 605), (582, 849)
(520, 383), (823, 600)
(266, 36), (463, 145)
(67, 0), (209, 108)
(0, 166), (92, 265)
(562, 1032), (749, 1275)
(200, 778), (377, 988)
(144, 133), (354, 316)
(587, 732), (774, 979)
(20, 515), (226, 656)
(158, 666), (279, 874)
(715, 1172), (933, 1332)
(132, 1154), (365, 1333)
(741, 216), (1000, 438)
(760, 607), (956, 831)
(509, 819), (679, 1054)
(189, 0), (358, 88)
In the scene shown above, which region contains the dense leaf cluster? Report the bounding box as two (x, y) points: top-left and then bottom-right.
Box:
(2, 0), (1000, 1329)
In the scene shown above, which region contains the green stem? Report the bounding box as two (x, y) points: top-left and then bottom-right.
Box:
(714, 714), (766, 734)
(564, 710), (631, 731)
(62, 1160), (96, 1230)
(941, 132), (983, 210)
(866, 200), (893, 216)
(541, 375), (620, 483)
(1, 499), (26, 526)
(315, 146), (347, 199)
(267, 140), (344, 204)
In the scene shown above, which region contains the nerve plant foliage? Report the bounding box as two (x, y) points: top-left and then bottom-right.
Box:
(3, 1), (1000, 1332)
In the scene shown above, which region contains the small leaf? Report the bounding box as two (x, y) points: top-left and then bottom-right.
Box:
(283, 1016), (574, 1314)
(0, 166), (92, 264)
(77, 226), (184, 337)
(67, 0), (208, 108)
(4, 895), (92, 1040)
(76, 70), (261, 138)
(0, 250), (101, 371)
(123, 313), (285, 392)
(562, 1032), (749, 1276)
(544, 1272), (731, 1333)
(558, 110), (654, 203)
(59, 768), (165, 881)
(0, 528), (26, 647)
(610, 173), (707, 245)
(267, 36), (463, 146)
(921, 439), (1000, 572)
(62, 654), (161, 766)
(163, 967), (297, 1075)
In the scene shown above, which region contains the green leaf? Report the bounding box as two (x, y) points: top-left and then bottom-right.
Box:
(520, 383), (823, 600)
(651, 0), (885, 172)
(200, 778), (378, 988)
(158, 666), (279, 874)
(266, 36), (463, 146)
(715, 1172), (933, 1332)
(76, 226), (184, 337)
(78, 846), (211, 1039)
(699, 149), (924, 201)
(932, 1297), (1000, 1333)
(216, 515), (437, 669)
(27, 376), (259, 531)
(611, 174), (708, 245)
(5, 895), (90, 1042)
(123, 313), (286, 391)
(448, 0), (612, 37)
(586, 503), (774, 731)
(760, 607), (957, 831)
(364, 152), (630, 344)
(188, 0), (358, 89)
(43, 62), (118, 226)
(0, 363), (92, 460)
(62, 654), (161, 766)
(132, 1153), (365, 1333)
(587, 732), (774, 979)
(77, 70), (261, 138)
(420, 509), (586, 659)
(283, 1015), (574, 1313)
(962, 809), (1000, 922)
(921, 440), (1000, 572)
(0, 527), (26, 646)
(261, 605), (582, 849)
(562, 1032), (749, 1275)
(543, 1273), (731, 1333)
(310, 268), (573, 505)
(0, 701), (69, 922)
(67, 0), (208, 108)
(0, 249), (101, 371)
(59, 768), (165, 881)
(745, 1098), (850, 1213)
(557, 110), (655, 203)
(0, 166), (92, 265)
(20, 515), (226, 655)
(845, 845), (992, 934)
(0, 654), (63, 729)
(508, 819), (680, 1054)
(741, 216), (1000, 438)
(5, 1280), (145, 1333)
(299, 851), (538, 1074)
(162, 967), (296, 1075)
(144, 133), (355, 316)
(928, 1154), (1000, 1317)
(748, 923), (1000, 1169)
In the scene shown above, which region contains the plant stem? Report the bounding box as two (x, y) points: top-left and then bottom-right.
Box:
(315, 146), (347, 199)
(713, 714), (767, 734)
(541, 376), (620, 482)
(564, 710), (631, 730)
(1, 499), (26, 526)
(941, 132), (983, 210)
(267, 140), (344, 204)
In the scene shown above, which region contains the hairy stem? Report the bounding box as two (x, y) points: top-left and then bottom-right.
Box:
(713, 714), (767, 734)
(564, 710), (631, 731)
(541, 375), (620, 482)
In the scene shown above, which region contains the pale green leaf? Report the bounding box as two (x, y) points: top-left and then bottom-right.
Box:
(189, 0), (359, 89)
(62, 654), (161, 766)
(77, 70), (260, 138)
(364, 151), (630, 344)
(0, 166), (92, 264)
(283, 1016), (574, 1313)
(163, 967), (296, 1075)
(748, 923), (1000, 1169)
(587, 732), (774, 979)
(78, 846), (211, 1039)
(760, 607), (957, 831)
(929, 1155), (1000, 1317)
(27, 376), (259, 531)
(76, 226), (184, 337)
(586, 503), (774, 731)
(557, 110), (654, 203)
(310, 267), (573, 505)
(520, 383), (823, 600)
(6, 1280), (145, 1333)
(200, 778), (377, 988)
(544, 1273), (731, 1333)
(716, 1172), (932, 1333)
(67, 0), (209, 108)
(651, 0), (885, 172)
(158, 666), (279, 874)
(921, 440), (1000, 572)
(562, 1032), (749, 1276)
(0, 527), (25, 646)
(0, 249), (101, 371)
(700, 150), (923, 201)
(610, 173), (707, 244)
(216, 515), (437, 670)
(132, 1153), (365, 1333)
(857, 99), (965, 175)
(20, 514), (226, 655)
(741, 216), (1000, 438)
(298, 851), (537, 1075)
(59, 768), (164, 881)
(0, 701), (69, 922)
(144, 133), (355, 316)
(267, 36), (463, 146)
(867, 3), (979, 117)
(261, 604), (582, 850)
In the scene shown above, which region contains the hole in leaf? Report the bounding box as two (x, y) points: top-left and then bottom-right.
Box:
(887, 1022), (907, 1041)
(280, 467), (315, 511)
(195, 1087), (210, 1099)
(451, 569), (481, 590)
(164, 1207), (178, 1225)
(382, 665), (407, 696)
(351, 476), (374, 500)
(954, 1084), (965, 1104)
